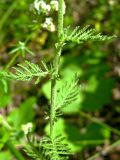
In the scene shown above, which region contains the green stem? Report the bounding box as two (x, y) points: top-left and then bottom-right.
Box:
(5, 141), (25, 160)
(50, 0), (64, 138)
(4, 52), (20, 70)
(79, 110), (120, 136)
(87, 140), (120, 160)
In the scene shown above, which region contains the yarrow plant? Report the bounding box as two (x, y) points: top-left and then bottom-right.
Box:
(34, 0), (51, 14)
(1, 0), (116, 160)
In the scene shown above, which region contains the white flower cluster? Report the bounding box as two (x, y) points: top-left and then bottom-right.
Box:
(109, 0), (116, 5)
(34, 0), (66, 14)
(50, 0), (58, 11)
(34, 0), (59, 14)
(42, 17), (55, 32)
(34, 0), (66, 32)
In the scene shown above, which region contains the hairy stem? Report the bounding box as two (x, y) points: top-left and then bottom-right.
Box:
(50, 0), (64, 138)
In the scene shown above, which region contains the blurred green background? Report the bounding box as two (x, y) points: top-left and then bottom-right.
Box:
(0, 0), (120, 159)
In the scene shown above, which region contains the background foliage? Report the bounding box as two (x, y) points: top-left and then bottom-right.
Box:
(0, 0), (120, 159)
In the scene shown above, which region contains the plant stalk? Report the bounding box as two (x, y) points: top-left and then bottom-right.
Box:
(4, 52), (20, 70)
(50, 0), (64, 138)
(5, 141), (25, 160)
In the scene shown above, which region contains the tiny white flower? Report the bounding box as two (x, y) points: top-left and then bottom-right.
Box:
(109, 0), (116, 5)
(42, 23), (48, 28)
(42, 17), (56, 32)
(34, 0), (51, 14)
(50, 0), (58, 11)
(46, 4), (51, 12)
(21, 122), (33, 135)
(45, 17), (52, 25)
(49, 23), (56, 32)
(40, 0), (47, 9)
(34, 0), (41, 11)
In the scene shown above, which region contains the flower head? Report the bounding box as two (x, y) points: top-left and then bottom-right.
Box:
(34, 0), (51, 14)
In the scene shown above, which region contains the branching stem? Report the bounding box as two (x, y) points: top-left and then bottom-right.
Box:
(50, 0), (64, 138)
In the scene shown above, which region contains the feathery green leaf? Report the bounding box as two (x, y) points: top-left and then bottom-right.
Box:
(25, 133), (69, 160)
(63, 25), (116, 44)
(55, 77), (79, 117)
(9, 61), (49, 84)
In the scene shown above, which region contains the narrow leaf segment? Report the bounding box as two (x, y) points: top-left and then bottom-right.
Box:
(9, 61), (49, 84)
(63, 25), (116, 44)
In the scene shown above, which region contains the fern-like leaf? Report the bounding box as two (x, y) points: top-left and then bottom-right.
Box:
(41, 136), (69, 160)
(63, 25), (116, 44)
(25, 136), (47, 160)
(55, 78), (79, 117)
(25, 133), (69, 160)
(9, 61), (49, 84)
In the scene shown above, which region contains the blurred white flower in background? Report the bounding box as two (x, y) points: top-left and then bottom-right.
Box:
(21, 122), (33, 135)
(109, 0), (116, 5)
(34, 0), (51, 14)
(34, 0), (66, 14)
(42, 17), (56, 32)
(34, 0), (41, 11)
(33, 0), (66, 32)
(50, 0), (58, 11)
